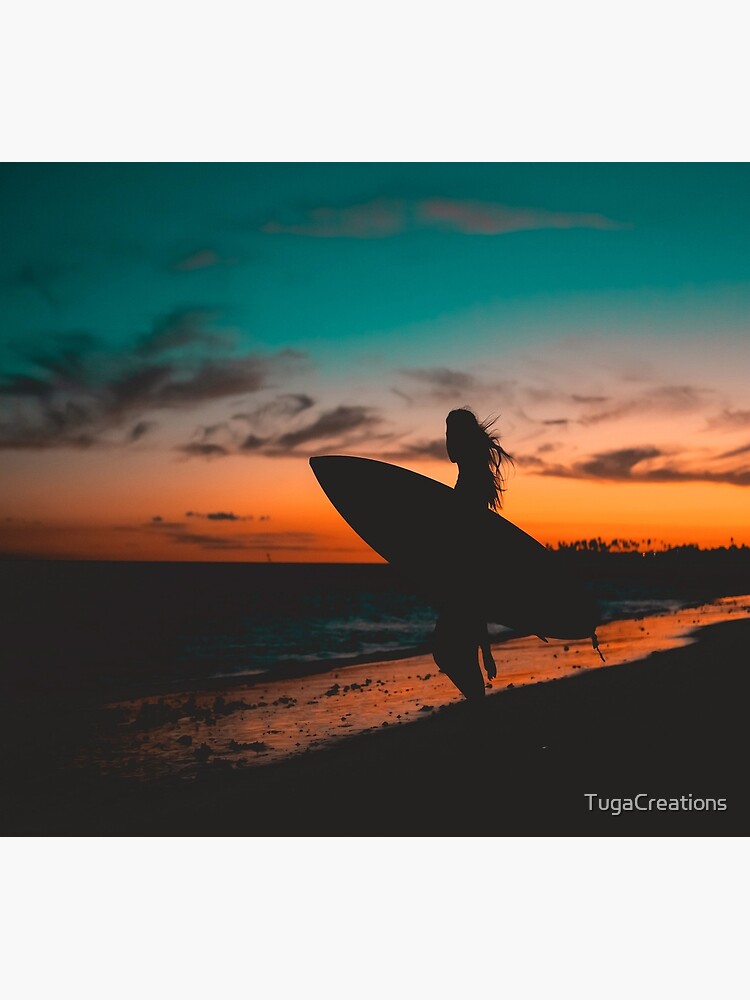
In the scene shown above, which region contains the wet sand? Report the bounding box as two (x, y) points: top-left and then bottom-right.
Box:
(3, 595), (750, 835)
(89, 595), (749, 779)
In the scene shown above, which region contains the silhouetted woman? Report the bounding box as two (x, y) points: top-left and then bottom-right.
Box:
(432, 407), (514, 700)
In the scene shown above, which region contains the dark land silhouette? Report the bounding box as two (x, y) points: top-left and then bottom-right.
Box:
(550, 541), (750, 603)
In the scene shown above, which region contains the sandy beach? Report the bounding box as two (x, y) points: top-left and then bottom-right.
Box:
(86, 594), (750, 775)
(3, 594), (749, 835)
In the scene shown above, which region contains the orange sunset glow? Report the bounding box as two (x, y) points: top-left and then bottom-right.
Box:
(3, 453), (748, 561)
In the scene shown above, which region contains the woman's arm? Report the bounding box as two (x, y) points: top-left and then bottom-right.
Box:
(479, 622), (497, 680)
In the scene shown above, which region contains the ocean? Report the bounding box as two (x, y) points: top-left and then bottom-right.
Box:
(2, 558), (717, 702)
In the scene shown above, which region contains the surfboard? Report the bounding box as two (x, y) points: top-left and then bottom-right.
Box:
(310, 455), (599, 640)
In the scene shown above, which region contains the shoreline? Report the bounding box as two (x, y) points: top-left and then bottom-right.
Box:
(2, 593), (748, 835)
(44, 590), (743, 707)
(87, 594), (750, 781)
(6, 555), (750, 708)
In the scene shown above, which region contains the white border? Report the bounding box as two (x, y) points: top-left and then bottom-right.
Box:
(1, 2), (748, 162)
(1, 837), (747, 998)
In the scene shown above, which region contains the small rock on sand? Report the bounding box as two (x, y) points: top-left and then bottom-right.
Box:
(229, 739), (269, 753)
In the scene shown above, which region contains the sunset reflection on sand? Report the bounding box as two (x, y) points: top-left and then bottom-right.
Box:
(86, 595), (750, 781)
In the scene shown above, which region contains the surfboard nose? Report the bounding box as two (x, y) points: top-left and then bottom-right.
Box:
(309, 455), (349, 493)
(310, 455), (389, 514)
(309, 455), (335, 480)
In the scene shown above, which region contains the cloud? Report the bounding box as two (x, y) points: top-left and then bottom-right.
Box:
(524, 386), (566, 404)
(22, 331), (100, 380)
(274, 405), (381, 452)
(707, 408), (750, 430)
(158, 527), (318, 552)
(391, 387), (414, 406)
(261, 198), (624, 240)
(0, 373), (57, 398)
(534, 446), (662, 481)
(105, 363), (173, 414)
(10, 262), (68, 308)
(515, 454), (548, 468)
(643, 468), (750, 486)
(381, 438), (448, 462)
(576, 446), (663, 479)
(647, 385), (707, 410)
(571, 394), (609, 404)
(395, 367), (516, 410)
(535, 445), (750, 487)
(185, 511), (255, 521)
(171, 249), (237, 272)
(167, 531), (251, 550)
(415, 199), (624, 235)
(400, 367), (478, 398)
(262, 199), (406, 239)
(153, 356), (269, 406)
(179, 401), (386, 460)
(719, 442), (750, 459)
(142, 516), (316, 552)
(240, 433), (267, 451)
(127, 420), (157, 442)
(0, 322), (306, 450)
(233, 393), (315, 428)
(579, 385), (709, 426)
(632, 466), (750, 487)
(111, 354), (271, 414)
(135, 308), (235, 355)
(177, 442), (230, 458)
(0, 388), (100, 449)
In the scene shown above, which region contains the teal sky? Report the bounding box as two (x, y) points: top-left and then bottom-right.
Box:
(3, 163), (749, 363)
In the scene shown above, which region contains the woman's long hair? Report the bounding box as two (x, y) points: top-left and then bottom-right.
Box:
(447, 407), (514, 511)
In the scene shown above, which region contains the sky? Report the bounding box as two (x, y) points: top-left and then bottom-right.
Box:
(1, 162), (749, 560)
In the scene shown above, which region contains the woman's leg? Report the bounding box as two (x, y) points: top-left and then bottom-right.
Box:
(433, 613), (486, 700)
